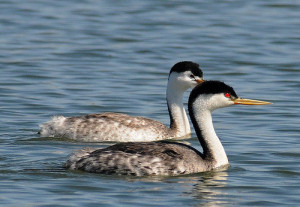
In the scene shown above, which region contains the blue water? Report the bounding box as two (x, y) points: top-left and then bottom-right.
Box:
(1, 0), (300, 206)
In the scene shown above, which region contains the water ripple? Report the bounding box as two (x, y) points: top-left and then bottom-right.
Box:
(1, 0), (300, 206)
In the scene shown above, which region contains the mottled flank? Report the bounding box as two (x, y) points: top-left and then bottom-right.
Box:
(39, 113), (178, 142)
(65, 142), (213, 176)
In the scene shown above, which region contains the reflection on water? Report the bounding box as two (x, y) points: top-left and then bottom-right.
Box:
(188, 171), (229, 206)
(122, 168), (230, 206)
(119, 169), (230, 206)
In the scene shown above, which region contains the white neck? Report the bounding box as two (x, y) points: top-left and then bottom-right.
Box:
(166, 76), (191, 136)
(191, 98), (229, 168)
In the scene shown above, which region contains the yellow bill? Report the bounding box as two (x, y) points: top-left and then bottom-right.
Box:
(233, 98), (272, 105)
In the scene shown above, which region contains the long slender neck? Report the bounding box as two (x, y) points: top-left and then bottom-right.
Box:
(189, 100), (228, 168)
(166, 78), (191, 137)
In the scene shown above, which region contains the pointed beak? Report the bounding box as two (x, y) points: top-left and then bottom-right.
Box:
(233, 98), (272, 105)
(195, 78), (205, 84)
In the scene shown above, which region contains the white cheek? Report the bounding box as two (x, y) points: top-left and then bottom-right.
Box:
(208, 94), (234, 111)
(177, 77), (195, 89)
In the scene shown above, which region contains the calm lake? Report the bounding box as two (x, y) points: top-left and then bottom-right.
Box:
(1, 0), (300, 206)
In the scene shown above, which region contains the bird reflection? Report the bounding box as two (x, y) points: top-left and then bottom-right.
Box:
(120, 167), (230, 206)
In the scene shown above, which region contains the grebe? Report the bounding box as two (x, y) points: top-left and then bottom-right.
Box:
(39, 61), (204, 142)
(65, 81), (271, 176)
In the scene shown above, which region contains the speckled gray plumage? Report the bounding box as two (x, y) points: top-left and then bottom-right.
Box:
(65, 141), (214, 176)
(40, 112), (180, 142)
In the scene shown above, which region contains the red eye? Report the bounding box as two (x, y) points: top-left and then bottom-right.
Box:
(225, 93), (230, 98)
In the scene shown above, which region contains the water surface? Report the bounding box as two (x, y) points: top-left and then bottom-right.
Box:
(1, 0), (300, 206)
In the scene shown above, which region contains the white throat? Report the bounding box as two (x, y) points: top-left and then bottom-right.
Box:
(191, 97), (229, 168)
(166, 74), (191, 136)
